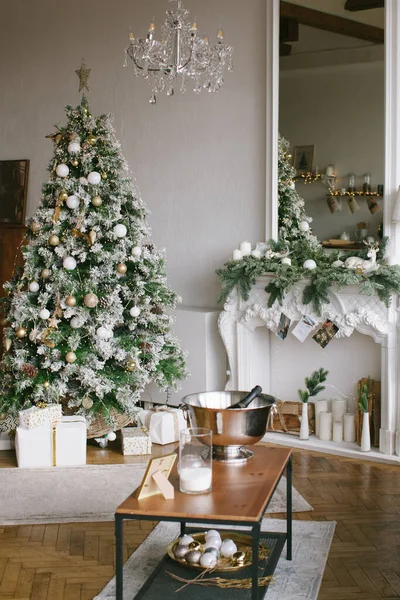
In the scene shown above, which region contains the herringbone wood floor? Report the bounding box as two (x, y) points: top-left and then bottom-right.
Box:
(1, 442), (400, 600)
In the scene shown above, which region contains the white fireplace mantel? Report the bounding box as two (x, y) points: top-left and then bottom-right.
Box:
(218, 276), (400, 459)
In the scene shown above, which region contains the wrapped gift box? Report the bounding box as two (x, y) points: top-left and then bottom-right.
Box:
(15, 416), (87, 468)
(0, 413), (19, 433)
(121, 427), (152, 455)
(0, 432), (14, 451)
(137, 407), (187, 445)
(19, 404), (62, 430)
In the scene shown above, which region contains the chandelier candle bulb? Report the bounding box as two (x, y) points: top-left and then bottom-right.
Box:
(319, 411), (333, 441)
(344, 413), (356, 442)
(333, 420), (343, 443)
(239, 241), (252, 256)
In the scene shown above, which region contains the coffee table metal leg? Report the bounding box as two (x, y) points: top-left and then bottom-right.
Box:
(286, 456), (292, 560)
(251, 522), (261, 600)
(180, 521), (186, 536)
(115, 514), (124, 600)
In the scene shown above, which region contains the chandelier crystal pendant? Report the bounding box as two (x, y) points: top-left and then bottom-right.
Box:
(124, 0), (234, 104)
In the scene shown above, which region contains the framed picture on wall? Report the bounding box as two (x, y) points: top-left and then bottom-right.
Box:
(0, 160), (29, 225)
(292, 146), (315, 175)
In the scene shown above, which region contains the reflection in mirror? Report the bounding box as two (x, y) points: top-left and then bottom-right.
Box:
(279, 1), (384, 249)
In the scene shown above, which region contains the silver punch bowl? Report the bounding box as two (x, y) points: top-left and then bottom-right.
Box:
(181, 391), (275, 463)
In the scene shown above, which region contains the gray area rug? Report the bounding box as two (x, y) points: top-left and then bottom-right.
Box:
(0, 463), (312, 525)
(95, 519), (336, 600)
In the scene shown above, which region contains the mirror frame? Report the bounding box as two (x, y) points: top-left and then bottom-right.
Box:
(266, 0), (400, 455)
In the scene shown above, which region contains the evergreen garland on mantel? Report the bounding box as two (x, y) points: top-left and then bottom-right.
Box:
(217, 136), (400, 315)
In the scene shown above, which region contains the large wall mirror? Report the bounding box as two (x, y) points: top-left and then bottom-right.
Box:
(279, 0), (384, 248)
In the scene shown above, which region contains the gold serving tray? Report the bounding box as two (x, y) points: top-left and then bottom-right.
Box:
(167, 531), (269, 572)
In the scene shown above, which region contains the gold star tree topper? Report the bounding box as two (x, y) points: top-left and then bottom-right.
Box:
(75, 60), (91, 92)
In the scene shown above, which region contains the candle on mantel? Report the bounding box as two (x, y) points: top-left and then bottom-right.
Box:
(332, 398), (347, 422)
(333, 421), (343, 443)
(319, 411), (333, 441)
(343, 413), (356, 442)
(325, 164), (335, 177)
(251, 249), (262, 258)
(240, 241), (252, 256)
(314, 399), (329, 438)
(232, 249), (243, 261)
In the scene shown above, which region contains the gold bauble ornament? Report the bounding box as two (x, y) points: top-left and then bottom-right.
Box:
(43, 381), (50, 389)
(82, 396), (94, 409)
(87, 134), (97, 146)
(49, 234), (60, 246)
(71, 158), (79, 167)
(117, 262), (127, 275)
(84, 293), (99, 308)
(0, 317), (8, 327)
(65, 351), (77, 364)
(16, 327), (27, 339)
(91, 195), (102, 207)
(31, 221), (41, 233)
(65, 295), (77, 307)
(126, 359), (137, 372)
(58, 190), (68, 202)
(41, 268), (52, 279)
(101, 172), (107, 180)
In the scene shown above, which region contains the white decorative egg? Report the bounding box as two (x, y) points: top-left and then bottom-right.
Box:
(200, 553), (217, 568)
(87, 171), (101, 185)
(56, 164), (69, 178)
(205, 530), (221, 541)
(303, 259), (317, 270)
(66, 195), (80, 209)
(204, 539), (222, 550)
(179, 534), (194, 546)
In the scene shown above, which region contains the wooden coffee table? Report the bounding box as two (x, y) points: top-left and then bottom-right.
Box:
(115, 445), (292, 600)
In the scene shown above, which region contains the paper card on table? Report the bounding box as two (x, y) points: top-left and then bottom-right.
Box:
(313, 319), (339, 349)
(291, 315), (316, 343)
(276, 312), (291, 341)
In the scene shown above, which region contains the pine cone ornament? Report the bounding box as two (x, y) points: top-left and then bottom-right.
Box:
(139, 342), (152, 353)
(150, 305), (163, 315)
(21, 363), (38, 378)
(99, 296), (111, 308)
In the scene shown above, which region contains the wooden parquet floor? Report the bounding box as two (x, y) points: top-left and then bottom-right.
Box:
(1, 443), (400, 600)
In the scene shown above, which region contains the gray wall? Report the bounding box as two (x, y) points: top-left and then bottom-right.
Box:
(0, 0), (267, 308)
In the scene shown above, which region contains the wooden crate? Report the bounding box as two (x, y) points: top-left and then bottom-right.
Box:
(355, 378), (381, 447)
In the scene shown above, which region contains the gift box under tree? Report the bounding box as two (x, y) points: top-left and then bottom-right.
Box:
(137, 406), (187, 445)
(121, 427), (152, 455)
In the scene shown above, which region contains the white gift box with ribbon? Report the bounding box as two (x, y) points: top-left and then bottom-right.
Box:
(137, 407), (187, 445)
(15, 416), (87, 468)
(19, 404), (62, 430)
(121, 427), (152, 455)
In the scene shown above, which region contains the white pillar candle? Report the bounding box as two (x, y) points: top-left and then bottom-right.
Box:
(251, 249), (262, 258)
(239, 241), (252, 256)
(319, 411), (333, 441)
(232, 249), (243, 261)
(179, 467), (212, 493)
(332, 398), (347, 422)
(343, 413), (356, 442)
(333, 421), (343, 443)
(314, 399), (329, 438)
(325, 164), (335, 177)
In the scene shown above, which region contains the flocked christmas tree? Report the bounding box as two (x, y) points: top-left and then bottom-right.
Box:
(0, 75), (186, 426)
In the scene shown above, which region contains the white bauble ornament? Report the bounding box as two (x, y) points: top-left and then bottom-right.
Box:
(299, 221), (310, 232)
(29, 282), (40, 293)
(87, 171), (101, 185)
(281, 257), (292, 266)
(114, 223), (127, 238)
(107, 431), (117, 441)
(39, 308), (50, 320)
(130, 306), (141, 318)
(63, 256), (77, 270)
(132, 246), (142, 257)
(220, 539), (237, 558)
(303, 259), (317, 270)
(70, 317), (81, 329)
(56, 164), (69, 178)
(67, 141), (81, 154)
(66, 195), (80, 209)
(96, 326), (113, 340)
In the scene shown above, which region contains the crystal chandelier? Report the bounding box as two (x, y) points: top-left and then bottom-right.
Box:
(124, 0), (234, 104)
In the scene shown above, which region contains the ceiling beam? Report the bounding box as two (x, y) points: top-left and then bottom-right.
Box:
(280, 1), (384, 44)
(345, 0), (384, 11)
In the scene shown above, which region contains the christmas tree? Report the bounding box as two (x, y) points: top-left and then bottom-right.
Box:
(0, 91), (186, 426)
